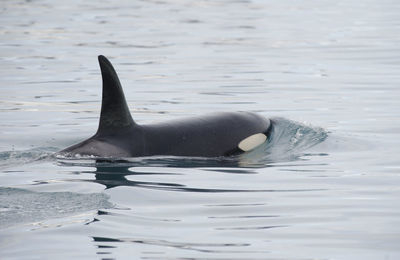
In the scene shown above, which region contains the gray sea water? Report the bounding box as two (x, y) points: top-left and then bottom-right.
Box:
(1, 0), (400, 259)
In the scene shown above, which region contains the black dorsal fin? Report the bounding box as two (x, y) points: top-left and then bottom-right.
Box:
(97, 55), (135, 134)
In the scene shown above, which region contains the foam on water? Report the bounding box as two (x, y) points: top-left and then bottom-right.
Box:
(0, 147), (57, 169)
(0, 187), (113, 228)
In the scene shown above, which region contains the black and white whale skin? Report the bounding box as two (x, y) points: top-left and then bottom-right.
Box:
(60, 55), (271, 158)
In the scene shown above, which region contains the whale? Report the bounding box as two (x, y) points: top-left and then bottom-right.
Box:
(60, 55), (272, 158)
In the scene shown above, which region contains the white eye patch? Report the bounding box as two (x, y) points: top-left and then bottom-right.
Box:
(238, 133), (267, 152)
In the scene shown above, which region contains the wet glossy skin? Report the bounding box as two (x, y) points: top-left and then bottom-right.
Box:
(61, 56), (271, 158)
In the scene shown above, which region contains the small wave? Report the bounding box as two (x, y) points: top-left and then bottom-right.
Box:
(240, 117), (328, 164)
(0, 147), (58, 169)
(0, 187), (113, 229)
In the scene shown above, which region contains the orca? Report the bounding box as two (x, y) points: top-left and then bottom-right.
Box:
(60, 55), (271, 158)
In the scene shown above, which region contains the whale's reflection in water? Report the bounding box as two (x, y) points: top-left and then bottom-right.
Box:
(58, 157), (327, 193)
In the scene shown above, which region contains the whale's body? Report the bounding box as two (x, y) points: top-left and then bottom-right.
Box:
(60, 56), (271, 158)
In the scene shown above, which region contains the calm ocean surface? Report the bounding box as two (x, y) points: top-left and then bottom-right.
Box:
(1, 0), (399, 259)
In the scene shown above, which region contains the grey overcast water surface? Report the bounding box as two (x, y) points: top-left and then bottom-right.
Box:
(1, 0), (400, 259)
